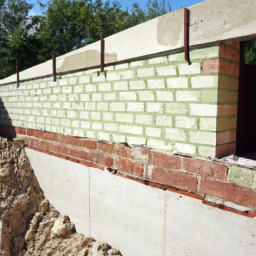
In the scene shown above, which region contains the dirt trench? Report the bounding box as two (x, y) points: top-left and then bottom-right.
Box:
(0, 138), (121, 256)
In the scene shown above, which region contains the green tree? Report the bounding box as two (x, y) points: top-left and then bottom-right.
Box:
(124, 0), (172, 28)
(0, 0), (43, 79)
(39, 0), (128, 57)
(244, 40), (256, 65)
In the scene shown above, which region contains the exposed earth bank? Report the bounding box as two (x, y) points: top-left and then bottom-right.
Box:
(0, 138), (121, 256)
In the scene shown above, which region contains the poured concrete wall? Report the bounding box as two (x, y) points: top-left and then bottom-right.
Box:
(25, 148), (256, 256)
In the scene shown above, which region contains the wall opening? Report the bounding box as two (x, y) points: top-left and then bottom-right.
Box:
(236, 40), (256, 159)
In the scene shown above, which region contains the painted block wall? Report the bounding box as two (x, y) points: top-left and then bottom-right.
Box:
(0, 42), (239, 158)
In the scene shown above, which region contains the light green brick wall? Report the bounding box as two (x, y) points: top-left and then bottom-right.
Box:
(0, 44), (237, 158)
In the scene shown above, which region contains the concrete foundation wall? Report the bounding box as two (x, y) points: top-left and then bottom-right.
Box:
(26, 148), (256, 256)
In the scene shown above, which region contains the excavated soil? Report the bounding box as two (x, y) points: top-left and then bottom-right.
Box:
(0, 138), (121, 256)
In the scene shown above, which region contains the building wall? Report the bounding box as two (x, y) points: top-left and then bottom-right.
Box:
(0, 43), (239, 158)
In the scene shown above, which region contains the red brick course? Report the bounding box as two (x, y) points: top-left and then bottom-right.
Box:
(199, 178), (256, 209)
(219, 44), (240, 63)
(149, 151), (181, 170)
(0, 125), (255, 217)
(151, 167), (197, 193)
(183, 158), (228, 180)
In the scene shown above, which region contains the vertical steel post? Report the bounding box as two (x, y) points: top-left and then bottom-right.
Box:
(16, 60), (19, 88)
(101, 37), (105, 72)
(52, 50), (56, 82)
(184, 8), (190, 64)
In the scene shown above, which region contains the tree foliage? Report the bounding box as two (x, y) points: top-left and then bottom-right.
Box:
(244, 40), (256, 65)
(0, 0), (172, 79)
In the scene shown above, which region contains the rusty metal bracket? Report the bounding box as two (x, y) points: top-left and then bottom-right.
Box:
(101, 37), (105, 72)
(52, 50), (56, 82)
(184, 8), (191, 65)
(16, 60), (19, 88)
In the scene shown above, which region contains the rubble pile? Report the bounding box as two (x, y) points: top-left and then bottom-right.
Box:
(0, 138), (121, 256)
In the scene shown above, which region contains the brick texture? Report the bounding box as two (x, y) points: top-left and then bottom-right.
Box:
(199, 178), (256, 209)
(151, 167), (197, 193)
(183, 158), (228, 180)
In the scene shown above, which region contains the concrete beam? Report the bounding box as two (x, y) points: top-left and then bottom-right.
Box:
(1, 0), (256, 84)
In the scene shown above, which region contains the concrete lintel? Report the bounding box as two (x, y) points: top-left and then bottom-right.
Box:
(1, 0), (256, 84)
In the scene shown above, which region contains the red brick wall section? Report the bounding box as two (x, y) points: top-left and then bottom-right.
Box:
(2, 125), (256, 218)
(202, 41), (240, 158)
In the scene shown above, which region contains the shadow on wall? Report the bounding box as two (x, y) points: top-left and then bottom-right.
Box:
(0, 96), (16, 139)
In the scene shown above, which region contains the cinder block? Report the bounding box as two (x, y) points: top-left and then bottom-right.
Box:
(115, 63), (129, 69)
(120, 92), (137, 101)
(200, 118), (217, 131)
(130, 60), (143, 67)
(92, 93), (102, 101)
(127, 136), (146, 145)
(189, 131), (216, 145)
(156, 116), (173, 127)
(145, 127), (161, 137)
(174, 143), (196, 155)
(201, 90), (218, 103)
(97, 102), (108, 111)
(81, 94), (90, 101)
(74, 85), (84, 93)
(116, 113), (134, 124)
(86, 84), (97, 92)
(135, 115), (153, 125)
(166, 128), (187, 142)
(147, 139), (173, 151)
(107, 72), (120, 81)
(113, 134), (126, 143)
(156, 66), (176, 76)
(81, 121), (91, 129)
(149, 56), (167, 64)
(148, 79), (165, 89)
(191, 76), (218, 88)
(110, 102), (125, 112)
(120, 70), (135, 80)
(176, 91), (201, 102)
(91, 112), (101, 120)
(61, 119), (71, 127)
(156, 91), (173, 101)
(127, 102), (144, 112)
(138, 91), (154, 101)
(190, 104), (217, 117)
(137, 68), (155, 77)
(176, 116), (198, 129)
(84, 102), (96, 110)
(113, 81), (128, 91)
(79, 111), (90, 119)
(130, 80), (146, 90)
(104, 93), (116, 101)
(98, 132), (110, 141)
(92, 123), (103, 130)
(179, 63), (201, 75)
(67, 111), (77, 118)
(79, 76), (90, 84)
(98, 83), (112, 91)
(119, 125), (143, 135)
(146, 103), (163, 113)
(165, 103), (187, 114)
(69, 77), (77, 85)
(167, 77), (188, 88)
(103, 112), (113, 121)
(104, 123), (118, 132)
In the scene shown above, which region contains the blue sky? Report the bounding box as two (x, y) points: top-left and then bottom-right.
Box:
(28, 0), (205, 16)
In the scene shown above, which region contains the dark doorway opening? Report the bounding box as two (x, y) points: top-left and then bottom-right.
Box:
(236, 40), (256, 160)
